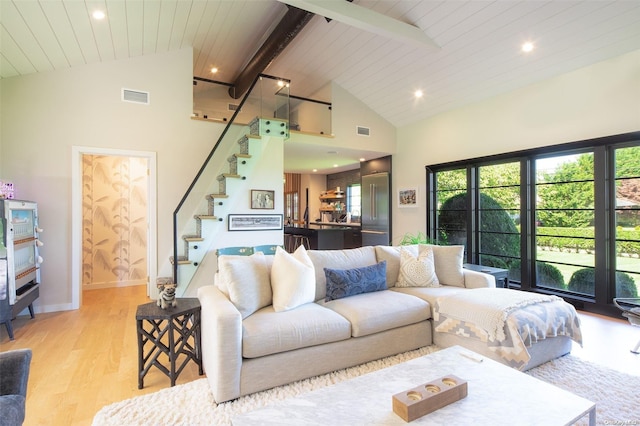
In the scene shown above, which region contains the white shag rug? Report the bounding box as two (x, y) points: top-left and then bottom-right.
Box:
(93, 346), (639, 426)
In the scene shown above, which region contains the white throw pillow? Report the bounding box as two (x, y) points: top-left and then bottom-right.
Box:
(396, 246), (440, 288)
(421, 244), (465, 287)
(218, 252), (272, 319)
(271, 245), (316, 312)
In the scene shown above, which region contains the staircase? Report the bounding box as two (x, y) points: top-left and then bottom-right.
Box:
(160, 117), (288, 297)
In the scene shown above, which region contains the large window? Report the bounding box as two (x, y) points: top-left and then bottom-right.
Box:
(426, 133), (639, 316)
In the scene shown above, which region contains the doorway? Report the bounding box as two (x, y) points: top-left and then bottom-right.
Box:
(71, 147), (157, 309)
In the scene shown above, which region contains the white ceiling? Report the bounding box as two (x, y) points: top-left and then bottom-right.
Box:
(2, 0), (639, 174)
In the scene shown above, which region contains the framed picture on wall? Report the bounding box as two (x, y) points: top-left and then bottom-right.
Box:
(398, 187), (418, 208)
(228, 214), (283, 231)
(251, 189), (275, 209)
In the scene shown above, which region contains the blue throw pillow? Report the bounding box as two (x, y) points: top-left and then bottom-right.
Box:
(324, 261), (387, 302)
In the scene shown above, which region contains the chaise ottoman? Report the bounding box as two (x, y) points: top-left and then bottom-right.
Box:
(432, 288), (583, 370)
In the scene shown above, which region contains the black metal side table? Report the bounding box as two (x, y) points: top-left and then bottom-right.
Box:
(463, 264), (509, 288)
(136, 298), (203, 388)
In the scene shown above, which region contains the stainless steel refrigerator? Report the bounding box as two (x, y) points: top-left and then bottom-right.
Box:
(361, 172), (390, 246)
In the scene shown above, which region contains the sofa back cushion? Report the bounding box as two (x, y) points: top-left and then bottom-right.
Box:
(422, 244), (465, 287)
(307, 246), (377, 301)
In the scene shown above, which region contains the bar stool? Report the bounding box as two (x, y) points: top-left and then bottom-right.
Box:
(291, 234), (310, 251)
(284, 234), (295, 252)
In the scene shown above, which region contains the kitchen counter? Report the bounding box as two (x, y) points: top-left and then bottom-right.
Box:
(284, 225), (362, 250)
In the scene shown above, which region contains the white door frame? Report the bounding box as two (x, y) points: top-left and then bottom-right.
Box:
(71, 146), (158, 309)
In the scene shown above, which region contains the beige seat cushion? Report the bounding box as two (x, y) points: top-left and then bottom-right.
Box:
(242, 303), (351, 358)
(392, 286), (468, 306)
(319, 290), (431, 338)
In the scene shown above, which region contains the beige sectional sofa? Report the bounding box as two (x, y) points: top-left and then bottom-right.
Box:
(197, 244), (495, 403)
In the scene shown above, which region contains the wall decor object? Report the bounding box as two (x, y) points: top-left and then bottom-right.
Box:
(228, 214), (283, 231)
(398, 187), (418, 208)
(251, 189), (275, 209)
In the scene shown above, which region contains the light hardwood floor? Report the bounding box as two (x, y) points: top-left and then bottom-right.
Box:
(1, 285), (638, 426)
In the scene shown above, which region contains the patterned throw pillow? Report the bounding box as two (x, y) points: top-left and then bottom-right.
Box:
(396, 246), (440, 288)
(324, 261), (387, 302)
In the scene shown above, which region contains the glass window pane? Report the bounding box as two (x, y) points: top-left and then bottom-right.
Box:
(436, 169), (467, 245)
(535, 153), (594, 293)
(615, 146), (640, 298)
(478, 162), (521, 284)
(536, 153), (593, 181)
(480, 187), (520, 210)
(479, 163), (520, 187)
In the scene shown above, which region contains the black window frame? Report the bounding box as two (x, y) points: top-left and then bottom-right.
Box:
(425, 131), (640, 317)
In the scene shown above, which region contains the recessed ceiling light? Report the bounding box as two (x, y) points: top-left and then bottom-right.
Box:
(522, 42), (534, 53)
(210, 67), (218, 74)
(414, 90), (424, 98)
(333, 164), (338, 168)
(92, 10), (106, 20)
(312, 169), (318, 172)
(359, 158), (365, 162)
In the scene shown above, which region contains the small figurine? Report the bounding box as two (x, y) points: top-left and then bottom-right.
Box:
(157, 282), (177, 309)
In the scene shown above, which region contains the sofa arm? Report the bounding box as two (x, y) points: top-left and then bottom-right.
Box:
(197, 285), (243, 403)
(463, 269), (496, 289)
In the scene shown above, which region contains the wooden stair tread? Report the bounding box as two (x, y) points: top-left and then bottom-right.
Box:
(196, 215), (219, 220)
(207, 194), (228, 199)
(170, 256), (191, 265)
(183, 236), (204, 242)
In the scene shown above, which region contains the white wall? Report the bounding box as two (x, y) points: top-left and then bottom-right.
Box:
(331, 82), (396, 153)
(393, 50), (640, 242)
(0, 48), (223, 311)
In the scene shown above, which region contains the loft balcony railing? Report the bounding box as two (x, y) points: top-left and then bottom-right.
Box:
(193, 77), (331, 135)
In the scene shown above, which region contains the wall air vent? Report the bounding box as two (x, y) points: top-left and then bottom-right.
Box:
(356, 126), (370, 136)
(122, 88), (150, 105)
(228, 103), (241, 112)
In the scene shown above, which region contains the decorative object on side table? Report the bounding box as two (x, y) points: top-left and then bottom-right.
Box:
(136, 298), (203, 388)
(156, 281), (177, 309)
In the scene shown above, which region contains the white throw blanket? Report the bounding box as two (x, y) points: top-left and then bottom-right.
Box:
(435, 288), (562, 342)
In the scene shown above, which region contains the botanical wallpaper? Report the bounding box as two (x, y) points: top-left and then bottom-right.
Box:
(82, 155), (147, 288)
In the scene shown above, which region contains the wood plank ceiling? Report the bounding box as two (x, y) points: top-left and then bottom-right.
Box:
(2, 1), (639, 172)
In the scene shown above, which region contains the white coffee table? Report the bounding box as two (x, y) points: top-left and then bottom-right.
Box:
(232, 346), (595, 425)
